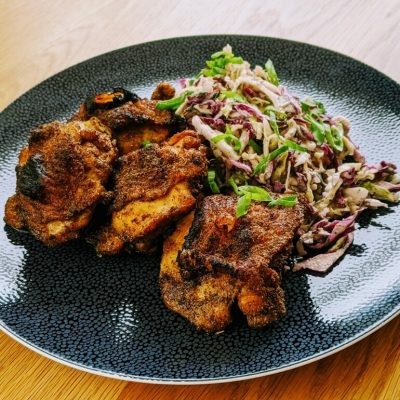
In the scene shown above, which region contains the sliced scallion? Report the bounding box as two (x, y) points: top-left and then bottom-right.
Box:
(326, 124), (344, 152)
(268, 195), (298, 207)
(140, 140), (152, 149)
(264, 59), (279, 86)
(268, 111), (280, 136)
(207, 170), (220, 193)
(303, 113), (326, 144)
(156, 91), (192, 110)
(249, 139), (262, 154)
(211, 127), (242, 152)
(220, 90), (247, 103)
(236, 192), (252, 217)
(300, 98), (326, 115)
(238, 185), (273, 202)
(229, 176), (239, 195)
(253, 145), (289, 175)
(284, 139), (308, 152)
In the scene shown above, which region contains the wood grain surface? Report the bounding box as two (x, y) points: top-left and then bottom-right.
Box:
(0, 1), (399, 399)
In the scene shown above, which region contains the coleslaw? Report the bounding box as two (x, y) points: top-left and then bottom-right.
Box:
(157, 45), (400, 271)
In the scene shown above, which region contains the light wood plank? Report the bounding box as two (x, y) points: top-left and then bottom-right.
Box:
(0, 0), (399, 111)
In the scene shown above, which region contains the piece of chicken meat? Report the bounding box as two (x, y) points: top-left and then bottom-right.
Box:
(160, 195), (305, 332)
(95, 130), (207, 255)
(4, 118), (117, 246)
(71, 84), (180, 155)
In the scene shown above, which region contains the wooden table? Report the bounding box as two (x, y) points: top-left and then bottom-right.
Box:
(0, 1), (399, 399)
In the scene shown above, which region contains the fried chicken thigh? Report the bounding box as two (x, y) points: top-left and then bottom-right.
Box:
(4, 118), (117, 246)
(72, 85), (179, 154)
(160, 195), (305, 332)
(96, 131), (207, 255)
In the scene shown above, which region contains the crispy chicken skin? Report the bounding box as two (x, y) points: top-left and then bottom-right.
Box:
(160, 195), (305, 332)
(4, 118), (118, 246)
(161, 212), (238, 332)
(72, 85), (179, 154)
(151, 82), (176, 101)
(95, 131), (207, 255)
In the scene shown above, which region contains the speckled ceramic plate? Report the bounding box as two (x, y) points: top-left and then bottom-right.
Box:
(0, 35), (399, 384)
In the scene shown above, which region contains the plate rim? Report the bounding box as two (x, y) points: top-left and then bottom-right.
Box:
(1, 309), (399, 384)
(1, 34), (399, 384)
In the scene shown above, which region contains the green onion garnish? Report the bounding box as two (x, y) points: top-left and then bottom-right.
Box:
(268, 111), (280, 136)
(229, 176), (239, 195)
(264, 59), (279, 86)
(249, 139), (262, 154)
(300, 99), (326, 115)
(199, 50), (243, 78)
(303, 113), (326, 145)
(207, 170), (220, 193)
(236, 192), (252, 217)
(284, 139), (308, 152)
(238, 185), (273, 202)
(253, 145), (289, 175)
(220, 90), (247, 103)
(210, 50), (226, 59)
(326, 124), (344, 152)
(235, 186), (297, 217)
(156, 91), (192, 110)
(265, 105), (286, 120)
(211, 126), (242, 152)
(141, 140), (152, 149)
(268, 195), (298, 207)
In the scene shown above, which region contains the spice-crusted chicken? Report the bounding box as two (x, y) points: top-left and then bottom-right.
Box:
(95, 130), (207, 255)
(4, 118), (117, 246)
(71, 84), (180, 154)
(150, 81), (176, 101)
(160, 195), (305, 332)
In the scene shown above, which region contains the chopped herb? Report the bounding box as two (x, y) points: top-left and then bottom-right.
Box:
(210, 50), (226, 59)
(303, 113), (326, 144)
(265, 105), (287, 120)
(235, 186), (296, 217)
(220, 90), (247, 103)
(268, 195), (298, 207)
(211, 126), (242, 152)
(199, 50), (243, 77)
(326, 124), (344, 152)
(268, 111), (280, 136)
(264, 59), (279, 86)
(249, 139), (262, 154)
(141, 140), (152, 149)
(254, 145), (289, 175)
(238, 185), (273, 202)
(300, 98), (326, 115)
(284, 139), (308, 152)
(236, 192), (252, 217)
(156, 91), (192, 110)
(229, 176), (239, 195)
(207, 170), (220, 193)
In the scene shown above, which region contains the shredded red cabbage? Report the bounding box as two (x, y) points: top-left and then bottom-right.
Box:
(293, 233), (354, 273)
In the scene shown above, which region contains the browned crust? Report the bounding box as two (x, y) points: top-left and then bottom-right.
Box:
(160, 196), (305, 332)
(151, 82), (176, 100)
(112, 133), (207, 212)
(4, 118), (117, 246)
(95, 131), (208, 255)
(179, 195), (305, 292)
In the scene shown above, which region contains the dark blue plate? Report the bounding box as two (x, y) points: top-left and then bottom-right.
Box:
(0, 35), (399, 383)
